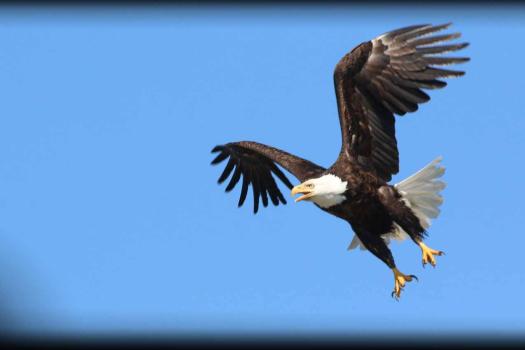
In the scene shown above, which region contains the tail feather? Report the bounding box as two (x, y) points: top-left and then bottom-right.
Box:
(348, 156), (446, 251)
(395, 156), (446, 229)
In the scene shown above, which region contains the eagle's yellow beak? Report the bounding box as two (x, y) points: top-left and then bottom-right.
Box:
(291, 183), (315, 203)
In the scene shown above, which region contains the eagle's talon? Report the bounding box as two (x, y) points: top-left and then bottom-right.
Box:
(419, 242), (443, 268)
(391, 291), (400, 301)
(392, 268), (415, 300)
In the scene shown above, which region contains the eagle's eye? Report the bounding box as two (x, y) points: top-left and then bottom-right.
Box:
(307, 183), (315, 189)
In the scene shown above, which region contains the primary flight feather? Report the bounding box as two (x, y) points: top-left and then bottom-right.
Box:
(211, 23), (468, 299)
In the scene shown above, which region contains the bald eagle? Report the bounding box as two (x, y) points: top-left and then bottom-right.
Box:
(211, 24), (468, 299)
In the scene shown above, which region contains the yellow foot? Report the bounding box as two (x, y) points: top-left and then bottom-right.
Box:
(391, 268), (418, 300)
(418, 241), (445, 268)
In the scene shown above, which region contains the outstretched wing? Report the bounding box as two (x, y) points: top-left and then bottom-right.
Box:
(334, 23), (469, 181)
(211, 141), (325, 213)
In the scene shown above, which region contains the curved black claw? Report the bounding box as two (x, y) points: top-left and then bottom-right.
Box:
(391, 291), (400, 301)
(410, 275), (419, 282)
(440, 251), (446, 256)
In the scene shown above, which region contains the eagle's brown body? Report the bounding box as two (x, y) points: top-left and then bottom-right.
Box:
(211, 24), (468, 298)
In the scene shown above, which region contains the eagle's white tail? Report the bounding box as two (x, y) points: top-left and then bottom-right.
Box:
(348, 157), (446, 251)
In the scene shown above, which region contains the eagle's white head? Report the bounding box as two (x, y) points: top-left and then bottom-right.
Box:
(291, 174), (348, 208)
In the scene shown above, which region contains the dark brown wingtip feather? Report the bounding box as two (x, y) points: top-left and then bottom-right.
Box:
(211, 151), (228, 165)
(417, 42), (469, 55)
(251, 171), (260, 214)
(238, 175), (250, 207)
(269, 163), (294, 189)
(259, 177), (269, 208)
(427, 67), (466, 78)
(211, 145), (223, 153)
(396, 23), (452, 42)
(409, 32), (461, 47)
(426, 56), (470, 66)
(435, 22), (453, 30)
(265, 175), (281, 206)
(416, 79), (448, 89)
(217, 158), (236, 184)
(225, 165), (241, 192)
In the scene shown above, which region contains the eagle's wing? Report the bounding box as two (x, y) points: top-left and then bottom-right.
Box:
(334, 23), (469, 181)
(211, 141), (325, 213)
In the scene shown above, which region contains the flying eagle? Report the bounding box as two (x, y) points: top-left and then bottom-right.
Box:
(211, 23), (468, 299)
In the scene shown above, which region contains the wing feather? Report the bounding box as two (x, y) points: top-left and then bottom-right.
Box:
(259, 174), (269, 208)
(265, 173), (282, 206)
(333, 23), (469, 181)
(238, 171), (250, 207)
(217, 157), (236, 184)
(251, 170), (261, 214)
(225, 162), (242, 192)
(211, 142), (325, 213)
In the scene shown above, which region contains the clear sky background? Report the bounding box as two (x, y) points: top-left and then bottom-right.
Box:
(0, 4), (524, 337)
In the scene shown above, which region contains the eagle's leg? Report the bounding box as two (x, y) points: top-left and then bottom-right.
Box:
(392, 268), (418, 300)
(352, 227), (417, 299)
(417, 241), (444, 268)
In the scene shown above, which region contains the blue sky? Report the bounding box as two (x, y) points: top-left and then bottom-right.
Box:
(0, 4), (524, 336)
